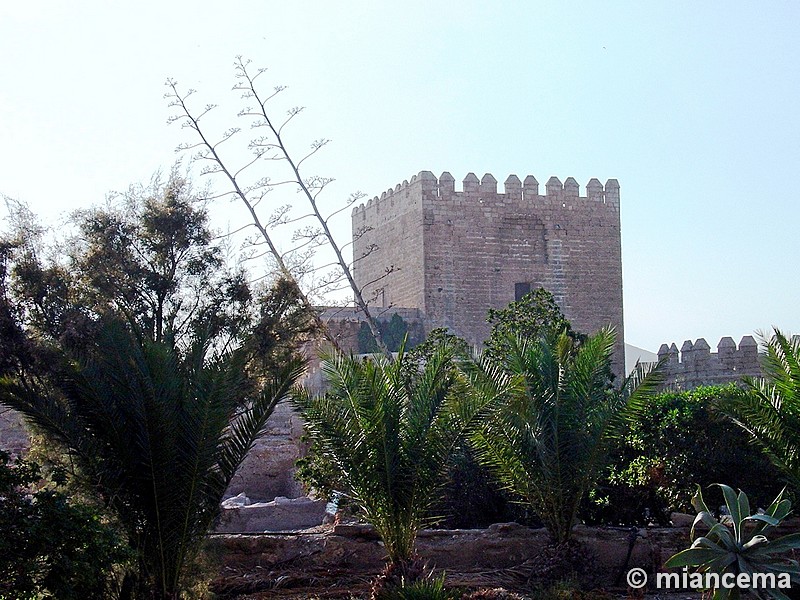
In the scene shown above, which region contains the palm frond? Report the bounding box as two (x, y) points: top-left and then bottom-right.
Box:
(467, 326), (660, 543)
(294, 341), (469, 565)
(718, 331), (800, 493)
(0, 319), (303, 597)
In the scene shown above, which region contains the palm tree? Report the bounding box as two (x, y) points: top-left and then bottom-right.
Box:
(718, 329), (800, 493)
(293, 341), (489, 588)
(0, 320), (303, 599)
(466, 327), (661, 544)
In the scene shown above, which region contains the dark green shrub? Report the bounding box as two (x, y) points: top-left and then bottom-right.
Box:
(430, 446), (541, 529)
(467, 327), (660, 544)
(0, 451), (131, 599)
(357, 313), (424, 353)
(375, 573), (460, 600)
(584, 385), (785, 526)
(298, 329), (535, 530)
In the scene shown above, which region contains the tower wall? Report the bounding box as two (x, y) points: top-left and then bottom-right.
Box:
(352, 175), (427, 310)
(352, 170), (625, 374)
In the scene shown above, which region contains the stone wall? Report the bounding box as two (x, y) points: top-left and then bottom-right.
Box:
(0, 399), (307, 506)
(0, 407), (29, 456)
(225, 401), (307, 503)
(209, 518), (800, 593)
(352, 171), (625, 375)
(656, 335), (762, 390)
(208, 522), (688, 590)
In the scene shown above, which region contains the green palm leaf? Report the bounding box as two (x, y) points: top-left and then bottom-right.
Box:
(0, 319), (303, 598)
(718, 329), (800, 493)
(467, 326), (662, 543)
(294, 340), (496, 571)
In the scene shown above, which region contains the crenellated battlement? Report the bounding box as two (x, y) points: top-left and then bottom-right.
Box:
(351, 167), (626, 376)
(352, 170), (621, 216)
(655, 336), (762, 390)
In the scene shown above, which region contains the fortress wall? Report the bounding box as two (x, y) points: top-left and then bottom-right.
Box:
(351, 176), (426, 310)
(353, 170), (625, 375)
(656, 336), (762, 389)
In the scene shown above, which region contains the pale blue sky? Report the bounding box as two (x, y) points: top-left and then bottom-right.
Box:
(1, 1), (798, 352)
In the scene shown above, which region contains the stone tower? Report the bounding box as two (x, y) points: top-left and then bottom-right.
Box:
(351, 170), (625, 374)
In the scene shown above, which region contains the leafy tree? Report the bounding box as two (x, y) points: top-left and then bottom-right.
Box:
(485, 288), (576, 359)
(383, 313), (410, 351)
(7, 169), (251, 350)
(358, 321), (380, 354)
(293, 340), (487, 591)
(719, 329), (800, 493)
(0, 179), (317, 598)
(0, 320), (304, 599)
(2, 173), (318, 375)
(404, 327), (470, 365)
(467, 328), (661, 544)
(585, 385), (783, 526)
(244, 276), (320, 373)
(0, 451), (131, 599)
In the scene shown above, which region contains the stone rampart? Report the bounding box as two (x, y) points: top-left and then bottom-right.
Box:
(352, 170), (625, 375)
(656, 335), (762, 390)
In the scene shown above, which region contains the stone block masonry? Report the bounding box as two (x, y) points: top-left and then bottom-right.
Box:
(352, 170), (625, 375)
(656, 336), (762, 390)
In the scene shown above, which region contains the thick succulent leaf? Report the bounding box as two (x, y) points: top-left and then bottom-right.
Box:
(711, 585), (733, 600)
(746, 514), (781, 528)
(715, 483), (744, 541)
(665, 547), (726, 568)
(693, 484), (711, 514)
(754, 562), (800, 576)
(692, 509), (719, 541)
(752, 491), (791, 536)
(742, 534), (769, 551)
(738, 489), (751, 525)
(754, 533), (800, 554)
(703, 552), (737, 573)
(699, 525), (735, 549)
(765, 490), (791, 518)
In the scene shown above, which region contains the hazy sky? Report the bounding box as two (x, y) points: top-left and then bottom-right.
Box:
(1, 1), (798, 352)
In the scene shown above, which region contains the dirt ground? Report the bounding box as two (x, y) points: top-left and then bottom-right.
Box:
(212, 566), (702, 599)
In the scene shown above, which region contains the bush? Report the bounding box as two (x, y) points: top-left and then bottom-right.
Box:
(430, 446), (541, 529)
(584, 385), (785, 526)
(298, 328), (537, 530)
(374, 573), (460, 600)
(0, 451), (131, 599)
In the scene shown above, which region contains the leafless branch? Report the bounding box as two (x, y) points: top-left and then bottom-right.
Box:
(166, 57), (390, 356)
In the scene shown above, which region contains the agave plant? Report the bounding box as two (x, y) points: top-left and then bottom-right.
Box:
(0, 320), (303, 599)
(466, 327), (662, 544)
(718, 329), (800, 493)
(294, 340), (496, 586)
(665, 484), (800, 600)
